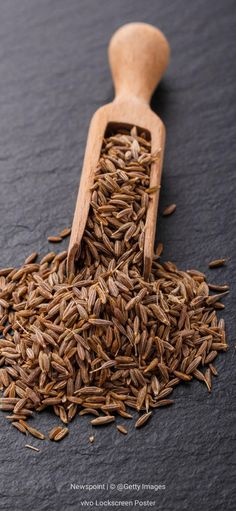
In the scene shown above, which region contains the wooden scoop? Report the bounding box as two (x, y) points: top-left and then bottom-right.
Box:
(67, 22), (170, 277)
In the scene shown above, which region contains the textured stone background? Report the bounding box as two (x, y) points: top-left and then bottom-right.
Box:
(0, 1), (235, 510)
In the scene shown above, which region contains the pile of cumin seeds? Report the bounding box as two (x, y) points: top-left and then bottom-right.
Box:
(0, 126), (228, 440)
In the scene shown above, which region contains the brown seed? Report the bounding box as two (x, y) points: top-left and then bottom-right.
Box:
(48, 426), (62, 440)
(0, 298), (10, 308)
(0, 404), (15, 411)
(208, 258), (227, 268)
(214, 302), (225, 310)
(79, 408), (99, 417)
(206, 291), (229, 305)
(6, 414), (28, 421)
(136, 385), (147, 411)
(47, 236), (63, 243)
(204, 351), (218, 364)
(149, 304), (169, 325)
(53, 427), (69, 441)
(186, 356), (202, 375)
(156, 388), (173, 400)
(91, 416), (115, 426)
(204, 368), (212, 392)
(88, 318), (113, 326)
(24, 252), (38, 264)
(135, 412), (152, 429)
(209, 364), (218, 376)
(153, 399), (174, 407)
(59, 228), (71, 238)
(117, 425), (128, 435)
(20, 421), (45, 440)
(144, 359), (159, 373)
(173, 371), (192, 382)
(101, 404), (121, 412)
(162, 204), (176, 216)
(208, 283), (229, 292)
(193, 369), (206, 382)
(40, 252), (55, 264)
(0, 267), (15, 276)
(0, 127), (227, 443)
(12, 421), (27, 434)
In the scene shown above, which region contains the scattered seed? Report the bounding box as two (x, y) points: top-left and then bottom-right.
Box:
(12, 421), (27, 434)
(91, 416), (115, 426)
(173, 371), (192, 382)
(48, 426), (63, 440)
(208, 283), (229, 292)
(208, 258), (227, 268)
(0, 267), (14, 276)
(154, 399), (174, 407)
(162, 204), (176, 216)
(204, 368), (212, 392)
(59, 228), (71, 238)
(117, 425), (128, 435)
(0, 126), (228, 443)
(206, 291), (229, 305)
(186, 356), (202, 375)
(25, 444), (40, 452)
(135, 412), (152, 429)
(53, 427), (69, 441)
(24, 252), (38, 264)
(47, 236), (63, 243)
(20, 421), (45, 440)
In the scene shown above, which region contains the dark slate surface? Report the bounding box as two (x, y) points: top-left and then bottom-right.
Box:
(0, 1), (235, 510)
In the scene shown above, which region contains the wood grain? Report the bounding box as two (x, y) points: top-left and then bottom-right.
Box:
(67, 22), (170, 275)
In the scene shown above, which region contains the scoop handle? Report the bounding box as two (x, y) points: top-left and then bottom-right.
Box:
(108, 22), (170, 104)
